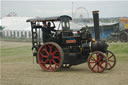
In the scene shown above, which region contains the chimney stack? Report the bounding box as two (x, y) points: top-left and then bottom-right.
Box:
(93, 10), (100, 40)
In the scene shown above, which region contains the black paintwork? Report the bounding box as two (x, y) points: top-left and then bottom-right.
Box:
(27, 15), (108, 65)
(93, 11), (100, 40)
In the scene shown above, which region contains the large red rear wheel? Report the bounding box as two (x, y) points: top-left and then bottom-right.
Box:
(37, 42), (64, 72)
(106, 50), (116, 70)
(88, 51), (108, 73)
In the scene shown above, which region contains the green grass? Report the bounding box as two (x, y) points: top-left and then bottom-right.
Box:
(108, 43), (128, 62)
(1, 46), (33, 63)
(0, 37), (32, 42)
(1, 42), (128, 63)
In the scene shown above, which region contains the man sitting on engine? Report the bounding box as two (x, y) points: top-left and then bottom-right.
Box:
(47, 21), (56, 34)
(41, 21), (49, 43)
(41, 21), (56, 43)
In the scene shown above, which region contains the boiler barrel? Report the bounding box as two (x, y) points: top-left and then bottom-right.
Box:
(82, 41), (108, 53)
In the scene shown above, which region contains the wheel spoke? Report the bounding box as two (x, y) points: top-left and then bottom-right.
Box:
(91, 56), (97, 62)
(97, 65), (99, 72)
(40, 52), (48, 58)
(108, 62), (112, 67)
(98, 56), (103, 62)
(108, 55), (113, 60)
(53, 56), (61, 61)
(101, 61), (105, 64)
(48, 60), (52, 69)
(52, 49), (59, 55)
(54, 61), (60, 69)
(41, 59), (49, 64)
(55, 64), (59, 69)
(96, 52), (100, 57)
(106, 52), (108, 57)
(54, 64), (57, 69)
(108, 60), (114, 62)
(42, 49), (49, 55)
(92, 63), (97, 70)
(90, 59), (95, 61)
(96, 56), (99, 62)
(52, 59), (57, 64)
(50, 65), (55, 71)
(98, 63), (105, 69)
(48, 60), (55, 71)
(48, 45), (53, 54)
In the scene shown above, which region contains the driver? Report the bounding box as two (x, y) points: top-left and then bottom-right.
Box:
(41, 21), (49, 43)
(47, 21), (56, 34)
(41, 21), (56, 43)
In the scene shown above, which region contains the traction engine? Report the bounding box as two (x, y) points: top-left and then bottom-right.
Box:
(27, 11), (116, 73)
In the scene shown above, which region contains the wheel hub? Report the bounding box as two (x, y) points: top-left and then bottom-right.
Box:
(96, 62), (99, 64)
(38, 42), (64, 72)
(48, 55), (52, 60)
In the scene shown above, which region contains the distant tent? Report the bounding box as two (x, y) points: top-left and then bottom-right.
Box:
(1, 17), (31, 31)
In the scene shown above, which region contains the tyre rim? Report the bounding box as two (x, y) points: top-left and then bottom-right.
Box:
(106, 50), (116, 70)
(88, 51), (107, 73)
(38, 43), (62, 71)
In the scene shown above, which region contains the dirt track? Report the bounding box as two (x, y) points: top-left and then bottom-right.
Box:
(1, 41), (128, 85)
(1, 62), (128, 85)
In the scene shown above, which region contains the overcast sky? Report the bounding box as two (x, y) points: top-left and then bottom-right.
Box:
(1, 0), (128, 18)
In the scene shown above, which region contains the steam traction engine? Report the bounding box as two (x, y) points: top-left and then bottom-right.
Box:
(27, 11), (116, 72)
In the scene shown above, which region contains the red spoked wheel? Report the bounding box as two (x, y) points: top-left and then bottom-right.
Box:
(106, 50), (116, 70)
(61, 64), (72, 68)
(37, 42), (64, 72)
(88, 51), (108, 73)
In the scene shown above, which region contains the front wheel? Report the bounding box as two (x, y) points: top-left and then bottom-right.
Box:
(37, 42), (64, 72)
(106, 50), (116, 70)
(88, 51), (108, 73)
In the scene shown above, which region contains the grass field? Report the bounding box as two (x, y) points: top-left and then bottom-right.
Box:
(108, 43), (128, 61)
(0, 41), (128, 85)
(1, 41), (128, 63)
(1, 41), (32, 63)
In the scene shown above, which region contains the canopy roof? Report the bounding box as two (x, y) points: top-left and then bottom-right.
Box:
(26, 15), (72, 22)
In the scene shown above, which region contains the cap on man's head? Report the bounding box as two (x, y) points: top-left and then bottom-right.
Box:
(48, 22), (51, 25)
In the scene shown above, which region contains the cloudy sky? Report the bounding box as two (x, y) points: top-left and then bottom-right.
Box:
(1, 0), (128, 18)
